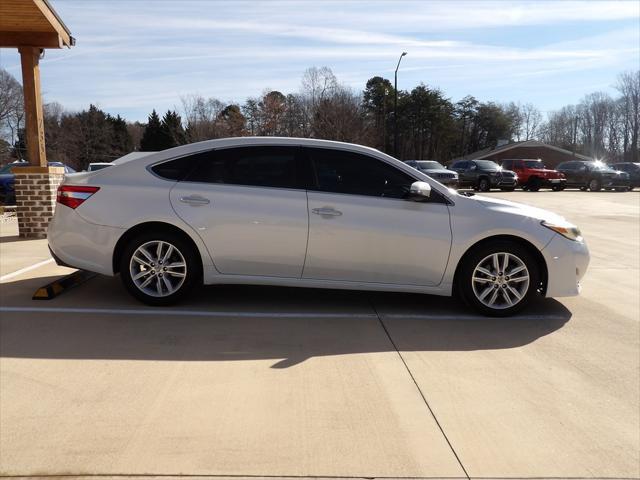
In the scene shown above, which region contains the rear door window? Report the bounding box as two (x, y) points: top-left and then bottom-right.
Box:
(185, 146), (301, 189)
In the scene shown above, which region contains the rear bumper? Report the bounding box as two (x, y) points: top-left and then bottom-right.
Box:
(48, 204), (124, 276)
(542, 234), (590, 297)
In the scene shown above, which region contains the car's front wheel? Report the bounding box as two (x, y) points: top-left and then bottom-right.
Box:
(588, 178), (601, 191)
(458, 241), (541, 316)
(120, 231), (201, 306)
(478, 177), (490, 192)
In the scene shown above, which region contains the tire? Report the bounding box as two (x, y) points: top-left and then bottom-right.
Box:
(615, 187), (629, 192)
(478, 177), (490, 192)
(551, 185), (565, 191)
(457, 240), (541, 317)
(500, 187), (515, 191)
(528, 178), (541, 192)
(588, 178), (601, 191)
(120, 230), (201, 306)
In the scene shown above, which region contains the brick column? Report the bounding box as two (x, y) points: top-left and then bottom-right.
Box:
(13, 166), (65, 238)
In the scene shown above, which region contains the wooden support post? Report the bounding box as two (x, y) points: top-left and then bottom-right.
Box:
(19, 46), (47, 167)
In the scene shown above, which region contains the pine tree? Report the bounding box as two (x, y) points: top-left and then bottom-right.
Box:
(161, 110), (186, 148)
(108, 114), (133, 155)
(140, 110), (164, 151)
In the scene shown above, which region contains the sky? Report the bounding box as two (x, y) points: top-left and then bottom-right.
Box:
(0, 0), (638, 122)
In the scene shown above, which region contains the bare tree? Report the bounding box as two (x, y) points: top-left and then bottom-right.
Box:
(0, 68), (24, 161)
(616, 71), (639, 161)
(181, 93), (225, 142)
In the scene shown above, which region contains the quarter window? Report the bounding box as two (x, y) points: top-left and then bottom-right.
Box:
(151, 154), (202, 180)
(307, 148), (414, 199)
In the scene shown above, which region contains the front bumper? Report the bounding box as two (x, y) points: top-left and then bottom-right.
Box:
(542, 178), (566, 187)
(602, 177), (630, 188)
(542, 234), (590, 297)
(437, 177), (459, 187)
(490, 176), (517, 187)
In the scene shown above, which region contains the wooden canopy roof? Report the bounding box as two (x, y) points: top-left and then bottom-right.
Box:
(0, 0), (75, 49)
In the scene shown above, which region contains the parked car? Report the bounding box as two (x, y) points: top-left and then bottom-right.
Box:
(0, 161), (75, 204)
(500, 159), (566, 191)
(88, 162), (114, 172)
(611, 162), (640, 190)
(556, 160), (631, 191)
(449, 159), (518, 191)
(49, 138), (589, 316)
(404, 160), (459, 187)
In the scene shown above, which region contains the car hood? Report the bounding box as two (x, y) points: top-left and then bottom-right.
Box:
(471, 194), (567, 223)
(421, 168), (456, 175)
(0, 174), (14, 183)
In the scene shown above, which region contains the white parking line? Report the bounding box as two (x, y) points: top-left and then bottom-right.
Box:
(0, 306), (378, 318)
(0, 305), (565, 321)
(0, 258), (54, 282)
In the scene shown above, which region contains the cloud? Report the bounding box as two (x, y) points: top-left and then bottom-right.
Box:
(0, 0), (637, 121)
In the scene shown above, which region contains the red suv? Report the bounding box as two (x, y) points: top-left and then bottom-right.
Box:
(501, 159), (566, 191)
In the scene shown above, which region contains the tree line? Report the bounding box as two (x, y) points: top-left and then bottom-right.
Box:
(1, 66), (638, 171)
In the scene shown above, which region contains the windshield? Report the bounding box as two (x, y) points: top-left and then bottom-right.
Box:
(417, 161), (444, 170)
(591, 162), (616, 173)
(474, 160), (500, 170)
(89, 164), (111, 171)
(523, 160), (546, 169)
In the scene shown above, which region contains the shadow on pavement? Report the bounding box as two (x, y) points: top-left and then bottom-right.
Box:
(0, 274), (571, 367)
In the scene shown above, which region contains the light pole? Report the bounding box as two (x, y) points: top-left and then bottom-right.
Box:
(394, 51), (407, 157)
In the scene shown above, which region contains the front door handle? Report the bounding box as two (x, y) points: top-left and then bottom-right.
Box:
(180, 195), (210, 206)
(312, 207), (342, 217)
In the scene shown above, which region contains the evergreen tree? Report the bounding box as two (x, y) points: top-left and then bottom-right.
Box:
(161, 110), (186, 148)
(108, 114), (133, 155)
(140, 110), (164, 151)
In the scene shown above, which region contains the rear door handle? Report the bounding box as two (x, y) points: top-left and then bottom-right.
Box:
(312, 207), (342, 217)
(180, 195), (210, 206)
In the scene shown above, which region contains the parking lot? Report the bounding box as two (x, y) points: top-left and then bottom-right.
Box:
(0, 190), (638, 479)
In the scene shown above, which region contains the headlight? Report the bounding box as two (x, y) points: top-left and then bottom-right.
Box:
(541, 220), (583, 242)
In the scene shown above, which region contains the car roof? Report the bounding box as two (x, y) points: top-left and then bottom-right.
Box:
(127, 137), (395, 169)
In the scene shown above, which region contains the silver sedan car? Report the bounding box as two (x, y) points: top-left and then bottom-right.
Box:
(49, 137), (589, 316)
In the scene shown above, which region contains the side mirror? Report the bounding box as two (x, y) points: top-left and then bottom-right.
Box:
(409, 181), (431, 201)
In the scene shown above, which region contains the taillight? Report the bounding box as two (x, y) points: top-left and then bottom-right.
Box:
(56, 185), (100, 209)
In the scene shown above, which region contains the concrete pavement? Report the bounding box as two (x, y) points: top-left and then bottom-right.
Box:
(0, 190), (638, 479)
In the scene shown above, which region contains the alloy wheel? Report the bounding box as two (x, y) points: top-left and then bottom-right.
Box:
(129, 240), (187, 297)
(471, 252), (530, 310)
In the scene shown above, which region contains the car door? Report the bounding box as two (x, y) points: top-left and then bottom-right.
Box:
(170, 146), (309, 278)
(303, 147), (452, 286)
(451, 161), (471, 185)
(557, 162), (577, 185)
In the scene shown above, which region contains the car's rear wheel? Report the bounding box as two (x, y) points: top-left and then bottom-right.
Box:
(478, 177), (490, 192)
(551, 185), (565, 191)
(120, 231), (200, 306)
(588, 178), (601, 191)
(458, 241), (541, 317)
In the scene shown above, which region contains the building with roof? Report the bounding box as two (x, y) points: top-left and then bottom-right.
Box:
(454, 140), (595, 169)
